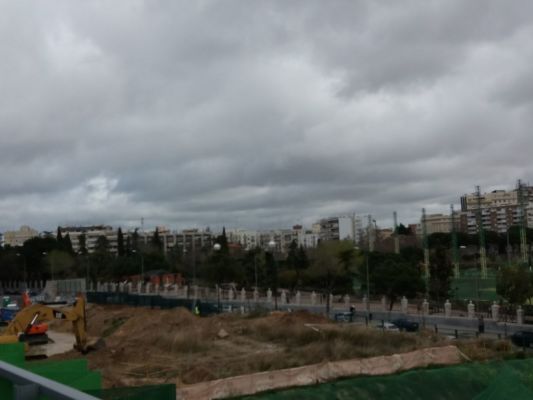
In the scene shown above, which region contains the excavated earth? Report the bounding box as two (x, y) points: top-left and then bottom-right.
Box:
(47, 304), (511, 389)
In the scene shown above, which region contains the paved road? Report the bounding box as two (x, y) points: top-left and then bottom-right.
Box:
(205, 298), (531, 339)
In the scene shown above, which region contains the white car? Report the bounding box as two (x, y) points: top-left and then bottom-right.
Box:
(376, 322), (400, 332)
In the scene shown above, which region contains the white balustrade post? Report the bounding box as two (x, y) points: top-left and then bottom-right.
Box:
(517, 306), (524, 324)
(444, 299), (452, 318)
(422, 299), (429, 316)
(467, 301), (475, 319)
(400, 296), (408, 314)
(491, 301), (500, 322)
(311, 291), (317, 306)
(362, 295), (368, 313)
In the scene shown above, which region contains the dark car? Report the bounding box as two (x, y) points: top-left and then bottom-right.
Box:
(511, 331), (533, 348)
(391, 318), (419, 332)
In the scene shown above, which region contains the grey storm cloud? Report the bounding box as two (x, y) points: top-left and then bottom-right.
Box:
(1, 0), (533, 232)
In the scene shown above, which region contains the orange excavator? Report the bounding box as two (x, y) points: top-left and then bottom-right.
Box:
(21, 292), (48, 339)
(0, 294), (88, 353)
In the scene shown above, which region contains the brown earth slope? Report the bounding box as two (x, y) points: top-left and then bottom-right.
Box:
(48, 304), (512, 389)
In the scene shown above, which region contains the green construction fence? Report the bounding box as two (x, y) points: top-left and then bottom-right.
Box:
(0, 343), (175, 400)
(235, 357), (533, 400)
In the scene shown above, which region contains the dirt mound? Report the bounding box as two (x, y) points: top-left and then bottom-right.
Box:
(49, 305), (455, 389)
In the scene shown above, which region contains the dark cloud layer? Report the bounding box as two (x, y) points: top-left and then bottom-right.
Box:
(1, 0), (533, 231)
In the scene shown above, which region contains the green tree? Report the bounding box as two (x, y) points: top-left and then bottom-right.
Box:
(56, 227), (63, 243)
(429, 246), (453, 303)
(78, 233), (88, 255)
(497, 267), (533, 305)
(117, 227), (125, 257)
(131, 229), (139, 252)
(367, 253), (424, 310)
(305, 241), (355, 313)
(151, 227), (163, 252)
(48, 250), (76, 279)
(241, 247), (265, 288)
(95, 235), (110, 253)
(207, 231), (239, 286)
(63, 233), (74, 254)
(397, 223), (411, 235)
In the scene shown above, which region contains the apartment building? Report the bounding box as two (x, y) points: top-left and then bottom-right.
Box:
(60, 225), (213, 255)
(60, 225), (118, 253)
(460, 186), (533, 233)
(317, 215), (363, 244)
(2, 225), (39, 247)
(225, 229), (259, 250)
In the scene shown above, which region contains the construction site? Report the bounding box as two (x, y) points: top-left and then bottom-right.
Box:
(1, 286), (533, 400)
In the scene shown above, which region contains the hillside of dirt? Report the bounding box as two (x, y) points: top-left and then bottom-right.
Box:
(48, 304), (513, 389)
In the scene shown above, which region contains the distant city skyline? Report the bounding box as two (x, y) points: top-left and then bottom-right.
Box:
(1, 2), (533, 233)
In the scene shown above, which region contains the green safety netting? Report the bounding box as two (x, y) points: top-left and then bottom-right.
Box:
(236, 358), (533, 400)
(0, 343), (175, 400)
(87, 292), (220, 314)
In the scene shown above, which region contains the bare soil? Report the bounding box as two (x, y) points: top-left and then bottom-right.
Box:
(47, 304), (513, 389)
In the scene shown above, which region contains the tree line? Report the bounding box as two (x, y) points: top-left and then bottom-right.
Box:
(1, 225), (531, 307)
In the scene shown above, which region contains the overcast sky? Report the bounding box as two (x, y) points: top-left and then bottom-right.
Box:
(1, 0), (533, 233)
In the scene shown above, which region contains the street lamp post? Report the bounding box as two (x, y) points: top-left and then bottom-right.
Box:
(213, 243), (222, 312)
(268, 240), (278, 311)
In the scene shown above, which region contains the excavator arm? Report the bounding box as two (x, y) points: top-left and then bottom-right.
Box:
(1, 296), (88, 353)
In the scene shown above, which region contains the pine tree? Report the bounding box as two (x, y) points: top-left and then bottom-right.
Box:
(151, 227), (163, 251)
(125, 236), (131, 256)
(56, 227), (63, 243)
(63, 233), (74, 254)
(78, 233), (87, 255)
(117, 227), (125, 257)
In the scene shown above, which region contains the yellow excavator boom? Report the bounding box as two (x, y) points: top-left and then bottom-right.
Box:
(0, 295), (88, 353)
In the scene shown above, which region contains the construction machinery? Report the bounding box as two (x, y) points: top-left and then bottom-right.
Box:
(0, 295), (88, 354)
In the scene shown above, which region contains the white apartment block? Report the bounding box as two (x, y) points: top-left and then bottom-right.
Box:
(61, 225), (118, 254)
(317, 215), (363, 244)
(226, 229), (259, 250)
(60, 225), (213, 255)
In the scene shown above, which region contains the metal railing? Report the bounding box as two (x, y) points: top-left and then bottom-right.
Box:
(0, 360), (100, 400)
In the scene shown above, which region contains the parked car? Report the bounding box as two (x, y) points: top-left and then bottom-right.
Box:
(376, 322), (399, 332)
(392, 318), (420, 332)
(511, 331), (533, 348)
